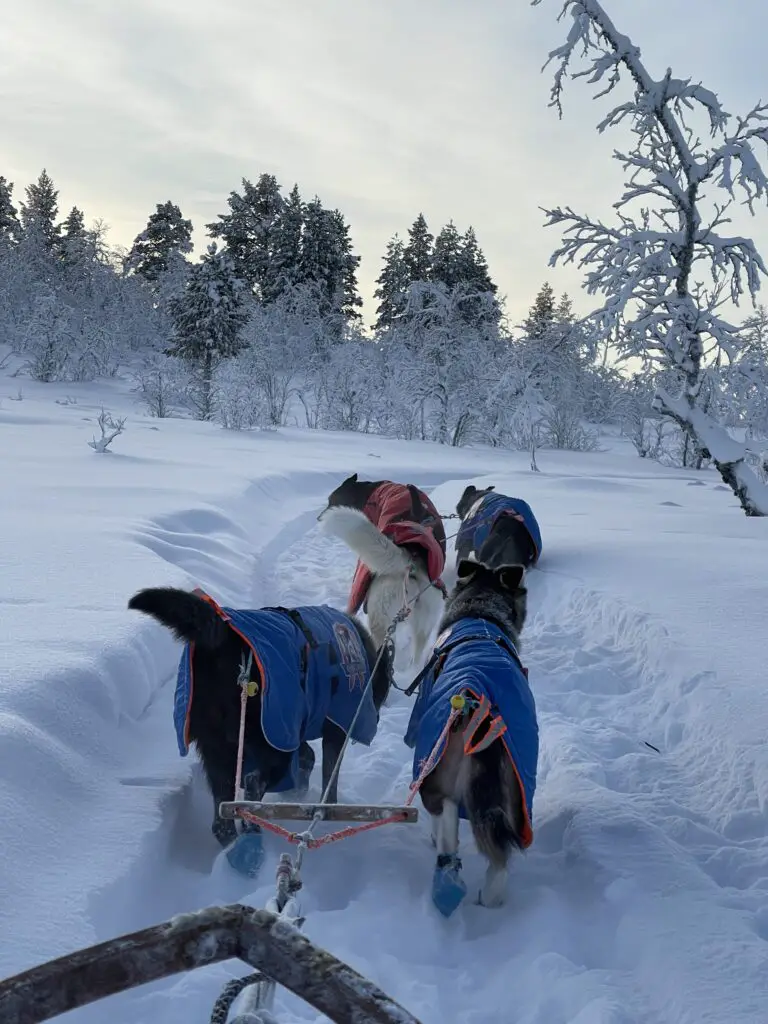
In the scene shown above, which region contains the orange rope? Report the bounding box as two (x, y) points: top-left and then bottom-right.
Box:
(234, 705), (463, 849)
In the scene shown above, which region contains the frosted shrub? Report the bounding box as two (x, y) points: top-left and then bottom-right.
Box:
(214, 357), (268, 431)
(131, 352), (189, 418)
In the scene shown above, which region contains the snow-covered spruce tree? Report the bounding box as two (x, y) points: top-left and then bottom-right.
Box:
(207, 174), (284, 300)
(454, 227), (501, 329)
(58, 207), (96, 271)
(534, 0), (768, 515)
(167, 243), (249, 420)
(20, 169), (61, 252)
(298, 199), (362, 331)
(513, 283), (601, 448)
(125, 201), (193, 285)
(0, 177), (21, 243)
(403, 213), (433, 283)
(523, 281), (556, 339)
(430, 221), (463, 290)
(270, 183), (304, 299)
(328, 208), (363, 324)
(373, 234), (409, 331)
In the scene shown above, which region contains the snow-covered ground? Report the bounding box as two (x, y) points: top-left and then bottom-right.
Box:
(1, 367), (767, 1024)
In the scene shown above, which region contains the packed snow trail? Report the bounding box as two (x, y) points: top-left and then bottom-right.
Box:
(62, 474), (768, 1024)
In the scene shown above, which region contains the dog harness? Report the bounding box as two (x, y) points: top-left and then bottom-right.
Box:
(404, 617), (538, 847)
(456, 493), (543, 563)
(347, 481), (447, 615)
(174, 597), (379, 792)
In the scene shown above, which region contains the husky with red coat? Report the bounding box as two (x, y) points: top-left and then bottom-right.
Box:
(318, 474), (448, 668)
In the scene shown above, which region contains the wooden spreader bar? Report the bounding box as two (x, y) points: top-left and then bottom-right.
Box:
(219, 800), (418, 823)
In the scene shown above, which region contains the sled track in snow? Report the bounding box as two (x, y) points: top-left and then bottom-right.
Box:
(69, 474), (768, 1024)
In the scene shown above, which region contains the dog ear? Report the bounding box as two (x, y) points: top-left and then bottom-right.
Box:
(497, 564), (525, 592)
(456, 558), (482, 583)
(456, 485), (477, 516)
(486, 485), (496, 492)
(343, 472), (358, 484)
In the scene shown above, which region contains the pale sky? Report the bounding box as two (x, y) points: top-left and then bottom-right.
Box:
(3, 0), (768, 326)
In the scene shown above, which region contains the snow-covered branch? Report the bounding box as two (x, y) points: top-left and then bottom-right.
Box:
(87, 408), (126, 453)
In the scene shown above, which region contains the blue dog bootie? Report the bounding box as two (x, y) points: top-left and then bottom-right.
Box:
(226, 828), (265, 878)
(432, 854), (467, 917)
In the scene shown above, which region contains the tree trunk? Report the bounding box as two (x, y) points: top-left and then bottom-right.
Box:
(201, 347), (214, 420)
(655, 387), (768, 515)
(0, 904), (421, 1024)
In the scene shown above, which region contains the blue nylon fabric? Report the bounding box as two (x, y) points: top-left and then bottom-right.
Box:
(404, 617), (538, 823)
(456, 493), (542, 561)
(174, 605), (378, 791)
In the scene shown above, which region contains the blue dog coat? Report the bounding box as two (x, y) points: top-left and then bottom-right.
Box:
(174, 597), (378, 792)
(456, 493), (542, 563)
(404, 617), (538, 847)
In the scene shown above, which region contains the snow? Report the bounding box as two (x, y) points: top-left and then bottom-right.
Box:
(1, 365), (768, 1024)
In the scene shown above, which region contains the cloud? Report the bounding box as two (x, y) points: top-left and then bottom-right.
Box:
(2, 0), (767, 322)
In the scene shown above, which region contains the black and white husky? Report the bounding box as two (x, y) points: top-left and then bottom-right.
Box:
(128, 586), (392, 877)
(404, 559), (538, 916)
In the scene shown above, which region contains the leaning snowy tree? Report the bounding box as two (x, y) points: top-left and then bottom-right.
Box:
(533, 0), (768, 515)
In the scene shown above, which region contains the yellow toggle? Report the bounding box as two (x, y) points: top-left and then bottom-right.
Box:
(450, 694), (466, 711)
(246, 681), (258, 697)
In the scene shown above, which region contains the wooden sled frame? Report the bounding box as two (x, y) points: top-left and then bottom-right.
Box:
(0, 904), (422, 1024)
(220, 800), (419, 823)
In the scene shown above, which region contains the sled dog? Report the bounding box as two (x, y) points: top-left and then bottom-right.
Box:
(128, 587), (392, 862)
(318, 474), (447, 667)
(403, 559), (538, 916)
(455, 484), (542, 570)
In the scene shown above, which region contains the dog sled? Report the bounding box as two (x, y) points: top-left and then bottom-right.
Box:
(0, 903), (422, 1024)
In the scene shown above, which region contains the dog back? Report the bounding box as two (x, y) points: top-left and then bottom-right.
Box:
(174, 605), (378, 762)
(456, 493), (542, 562)
(347, 482), (447, 614)
(404, 617), (538, 847)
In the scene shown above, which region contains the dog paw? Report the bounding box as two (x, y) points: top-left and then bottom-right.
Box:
(477, 888), (506, 909)
(432, 862), (468, 918)
(225, 832), (265, 878)
(478, 868), (508, 908)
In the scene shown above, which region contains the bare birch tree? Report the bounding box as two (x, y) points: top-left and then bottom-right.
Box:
(533, 0), (768, 514)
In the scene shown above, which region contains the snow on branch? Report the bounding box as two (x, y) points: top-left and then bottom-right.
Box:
(87, 407), (126, 453)
(533, 0), (768, 514)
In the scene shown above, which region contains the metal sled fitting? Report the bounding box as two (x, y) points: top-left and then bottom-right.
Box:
(220, 800), (418, 824)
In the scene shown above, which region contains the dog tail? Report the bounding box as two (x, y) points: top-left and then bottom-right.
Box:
(128, 587), (230, 650)
(464, 745), (525, 867)
(318, 506), (411, 576)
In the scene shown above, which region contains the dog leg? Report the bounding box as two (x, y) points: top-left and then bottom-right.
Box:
(479, 864), (509, 909)
(467, 751), (522, 909)
(431, 799), (467, 917)
(430, 812), (439, 848)
(364, 585), (393, 654)
(320, 721), (347, 804)
(434, 799), (460, 858)
(296, 741), (316, 797)
(224, 769), (267, 878)
(206, 763), (240, 850)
